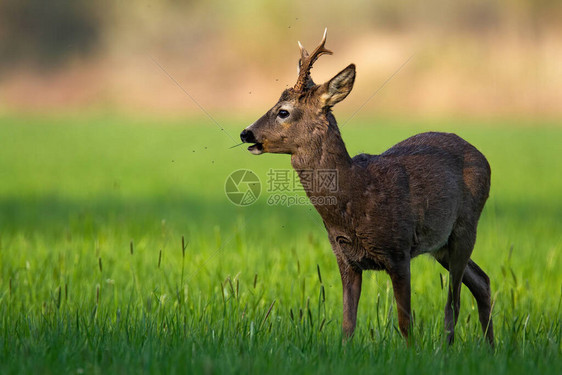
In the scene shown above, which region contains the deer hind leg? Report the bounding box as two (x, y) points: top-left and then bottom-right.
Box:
(436, 256), (494, 347)
(437, 224), (476, 345)
(435, 218), (495, 346)
(461, 260), (494, 346)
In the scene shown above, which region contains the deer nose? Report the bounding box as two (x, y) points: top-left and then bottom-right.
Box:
(240, 129), (256, 143)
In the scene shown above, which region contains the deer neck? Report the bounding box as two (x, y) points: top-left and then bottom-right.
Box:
(290, 113), (353, 199)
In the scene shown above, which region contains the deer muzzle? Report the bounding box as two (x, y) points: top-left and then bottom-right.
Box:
(240, 129), (264, 155)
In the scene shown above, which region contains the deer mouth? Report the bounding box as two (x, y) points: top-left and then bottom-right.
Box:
(248, 142), (264, 155)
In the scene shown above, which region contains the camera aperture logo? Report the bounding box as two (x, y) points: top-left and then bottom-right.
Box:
(225, 169), (261, 206)
(225, 168), (338, 207)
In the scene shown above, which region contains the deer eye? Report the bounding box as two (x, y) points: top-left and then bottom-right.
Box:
(278, 109), (290, 119)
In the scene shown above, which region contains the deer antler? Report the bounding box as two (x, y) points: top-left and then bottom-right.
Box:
(294, 28), (333, 92)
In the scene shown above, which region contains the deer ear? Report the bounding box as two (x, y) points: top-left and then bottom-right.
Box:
(320, 64), (356, 108)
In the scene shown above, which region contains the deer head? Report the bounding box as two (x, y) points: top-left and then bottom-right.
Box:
(240, 29), (356, 155)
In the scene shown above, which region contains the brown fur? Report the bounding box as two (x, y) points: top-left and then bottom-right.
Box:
(240, 34), (494, 346)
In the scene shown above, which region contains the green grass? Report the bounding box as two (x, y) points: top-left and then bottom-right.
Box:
(0, 113), (561, 374)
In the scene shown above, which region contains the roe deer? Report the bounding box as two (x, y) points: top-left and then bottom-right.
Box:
(240, 30), (494, 346)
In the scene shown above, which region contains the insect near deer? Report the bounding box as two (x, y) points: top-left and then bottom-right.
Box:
(240, 30), (494, 346)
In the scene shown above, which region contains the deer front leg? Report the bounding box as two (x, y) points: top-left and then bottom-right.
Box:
(336, 257), (362, 339)
(388, 262), (412, 342)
